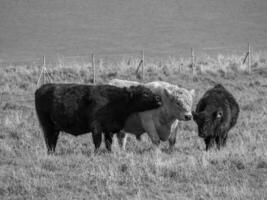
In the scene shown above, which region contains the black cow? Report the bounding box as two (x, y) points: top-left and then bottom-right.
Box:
(35, 83), (162, 153)
(192, 84), (239, 151)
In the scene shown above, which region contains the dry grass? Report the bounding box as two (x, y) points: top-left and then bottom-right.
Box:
(0, 52), (266, 200)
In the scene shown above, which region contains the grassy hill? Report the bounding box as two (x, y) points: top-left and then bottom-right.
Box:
(1, 0), (267, 60)
(0, 54), (266, 199)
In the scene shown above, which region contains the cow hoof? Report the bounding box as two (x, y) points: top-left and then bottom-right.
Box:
(168, 146), (175, 154)
(94, 148), (101, 155)
(151, 145), (161, 154)
(47, 150), (56, 156)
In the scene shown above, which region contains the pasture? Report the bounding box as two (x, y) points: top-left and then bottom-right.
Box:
(0, 53), (266, 200)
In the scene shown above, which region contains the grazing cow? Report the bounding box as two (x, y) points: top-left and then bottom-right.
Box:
(35, 83), (162, 153)
(192, 84), (239, 151)
(109, 79), (195, 151)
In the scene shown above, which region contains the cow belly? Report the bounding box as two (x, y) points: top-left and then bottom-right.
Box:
(54, 119), (90, 136)
(51, 113), (90, 136)
(61, 127), (90, 136)
(123, 113), (145, 135)
(102, 120), (124, 134)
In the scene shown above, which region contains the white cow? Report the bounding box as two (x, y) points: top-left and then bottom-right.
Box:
(109, 79), (195, 151)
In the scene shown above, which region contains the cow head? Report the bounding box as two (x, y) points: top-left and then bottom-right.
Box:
(192, 107), (223, 138)
(164, 87), (195, 121)
(128, 85), (162, 111)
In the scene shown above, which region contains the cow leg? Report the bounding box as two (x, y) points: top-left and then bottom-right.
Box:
(145, 124), (160, 149)
(215, 136), (222, 150)
(92, 132), (102, 153)
(47, 130), (60, 154)
(216, 134), (228, 149)
(168, 120), (179, 152)
(215, 136), (223, 150)
(139, 113), (160, 150)
(216, 124), (230, 149)
(36, 111), (58, 154)
(116, 131), (127, 150)
(91, 122), (102, 153)
(146, 125), (160, 147)
(222, 134), (228, 147)
(168, 136), (176, 152)
(104, 133), (113, 152)
(204, 137), (214, 151)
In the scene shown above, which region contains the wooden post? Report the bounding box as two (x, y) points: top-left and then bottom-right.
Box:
(141, 50), (144, 82)
(43, 55), (46, 68)
(248, 43), (251, 74)
(62, 56), (65, 68)
(91, 53), (95, 84)
(42, 55), (46, 85)
(191, 48), (195, 78)
(37, 56), (45, 87)
(43, 55), (53, 83)
(135, 60), (142, 75)
(242, 52), (249, 65)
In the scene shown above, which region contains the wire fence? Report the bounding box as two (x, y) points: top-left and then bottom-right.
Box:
(1, 43), (267, 89)
(0, 43), (267, 104)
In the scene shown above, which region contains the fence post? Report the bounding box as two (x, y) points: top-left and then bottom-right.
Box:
(91, 53), (95, 84)
(141, 49), (144, 82)
(43, 55), (46, 85)
(36, 55), (45, 88)
(62, 56), (65, 68)
(248, 43), (251, 74)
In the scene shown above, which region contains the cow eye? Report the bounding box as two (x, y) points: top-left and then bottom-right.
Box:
(176, 101), (182, 107)
(143, 92), (149, 97)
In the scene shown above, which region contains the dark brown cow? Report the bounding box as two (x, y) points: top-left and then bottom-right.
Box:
(35, 83), (162, 153)
(193, 84), (239, 151)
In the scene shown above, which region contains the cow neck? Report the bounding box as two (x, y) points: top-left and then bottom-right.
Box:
(120, 107), (132, 117)
(125, 102), (140, 115)
(159, 94), (176, 124)
(159, 107), (175, 125)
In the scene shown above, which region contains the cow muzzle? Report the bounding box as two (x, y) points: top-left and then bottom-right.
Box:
(184, 114), (192, 121)
(198, 127), (209, 138)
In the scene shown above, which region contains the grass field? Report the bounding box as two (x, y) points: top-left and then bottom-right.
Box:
(0, 53), (266, 200)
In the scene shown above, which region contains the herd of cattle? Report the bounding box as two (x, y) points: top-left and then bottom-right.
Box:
(35, 79), (240, 154)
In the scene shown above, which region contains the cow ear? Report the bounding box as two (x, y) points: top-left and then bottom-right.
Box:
(216, 110), (223, 119)
(163, 88), (171, 99)
(190, 89), (195, 97)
